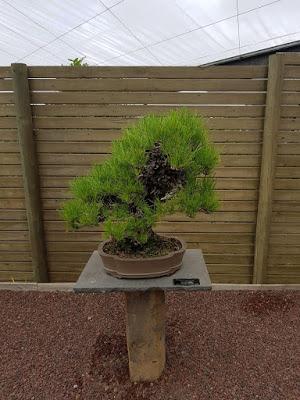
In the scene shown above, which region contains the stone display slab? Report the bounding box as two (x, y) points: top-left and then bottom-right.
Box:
(74, 249), (211, 293)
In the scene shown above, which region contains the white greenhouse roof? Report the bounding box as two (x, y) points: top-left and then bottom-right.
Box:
(0, 0), (299, 66)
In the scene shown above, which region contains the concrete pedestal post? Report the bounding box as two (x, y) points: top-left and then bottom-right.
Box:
(125, 290), (165, 382)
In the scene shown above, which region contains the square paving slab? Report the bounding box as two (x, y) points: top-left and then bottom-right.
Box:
(74, 249), (211, 293)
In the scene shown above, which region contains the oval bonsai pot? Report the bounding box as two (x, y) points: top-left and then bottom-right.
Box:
(98, 236), (186, 279)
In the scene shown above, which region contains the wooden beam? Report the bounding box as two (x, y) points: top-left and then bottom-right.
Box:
(11, 63), (48, 282)
(253, 54), (284, 284)
(125, 290), (166, 382)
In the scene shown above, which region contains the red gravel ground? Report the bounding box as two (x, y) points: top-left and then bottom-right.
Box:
(0, 290), (299, 400)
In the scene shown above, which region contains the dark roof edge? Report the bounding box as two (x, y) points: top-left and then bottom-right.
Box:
(201, 40), (300, 66)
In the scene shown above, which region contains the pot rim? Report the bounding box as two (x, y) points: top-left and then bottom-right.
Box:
(98, 235), (186, 262)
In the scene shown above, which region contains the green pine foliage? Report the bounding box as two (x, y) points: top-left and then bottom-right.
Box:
(68, 56), (88, 66)
(61, 109), (219, 246)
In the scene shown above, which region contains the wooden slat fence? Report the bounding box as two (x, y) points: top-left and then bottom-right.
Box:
(0, 55), (299, 284)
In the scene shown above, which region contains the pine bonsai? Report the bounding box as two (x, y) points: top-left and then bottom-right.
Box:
(61, 109), (219, 257)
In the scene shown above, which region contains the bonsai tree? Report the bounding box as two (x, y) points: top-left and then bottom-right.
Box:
(61, 109), (219, 256)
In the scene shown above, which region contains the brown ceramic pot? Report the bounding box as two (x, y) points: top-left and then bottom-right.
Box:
(98, 236), (186, 279)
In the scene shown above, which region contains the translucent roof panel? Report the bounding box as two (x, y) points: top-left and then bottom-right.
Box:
(0, 0), (299, 66)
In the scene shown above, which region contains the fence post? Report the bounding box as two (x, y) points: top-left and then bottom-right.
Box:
(253, 54), (284, 284)
(11, 63), (48, 282)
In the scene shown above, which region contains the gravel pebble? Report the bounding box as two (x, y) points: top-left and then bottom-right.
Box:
(0, 290), (299, 400)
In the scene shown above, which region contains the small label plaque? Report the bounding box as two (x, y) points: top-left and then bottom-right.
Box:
(173, 278), (200, 286)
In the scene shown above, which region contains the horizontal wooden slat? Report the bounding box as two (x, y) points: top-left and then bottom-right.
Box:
(215, 167), (260, 178)
(269, 255), (300, 265)
(37, 141), (112, 154)
(34, 129), (262, 143)
(274, 191), (300, 201)
(35, 142), (260, 155)
(283, 79), (300, 91)
(282, 54), (300, 65)
(209, 274), (251, 284)
(0, 252), (32, 262)
(207, 118), (263, 130)
(207, 265), (252, 275)
(37, 153), (108, 165)
(0, 221), (28, 230)
(272, 211), (300, 223)
(35, 129), (121, 142)
(0, 79), (12, 91)
(0, 129), (18, 141)
(0, 93), (14, 104)
(33, 116), (132, 129)
(0, 199), (25, 209)
(266, 275), (300, 284)
(0, 231), (29, 241)
(273, 202), (300, 212)
(0, 188), (25, 198)
(32, 116), (264, 130)
(47, 263), (84, 273)
(0, 142), (19, 152)
(0, 117), (16, 128)
(0, 153), (21, 165)
(270, 244), (300, 254)
(276, 167), (300, 178)
(28, 66), (268, 79)
(285, 66), (300, 79)
(275, 179), (300, 190)
(278, 143), (300, 155)
(220, 156), (260, 167)
(271, 224), (300, 234)
(0, 176), (23, 187)
(0, 271), (33, 281)
(29, 78), (267, 92)
(281, 105), (300, 117)
(39, 165), (91, 176)
(0, 68), (12, 78)
(282, 92), (300, 105)
(32, 104), (265, 118)
(280, 119), (300, 130)
(277, 155), (300, 166)
(48, 271), (79, 282)
(31, 92), (266, 105)
(278, 131), (300, 143)
(0, 242), (30, 251)
(0, 106), (15, 116)
(205, 254), (253, 264)
(0, 261), (32, 272)
(0, 210), (26, 220)
(267, 266), (300, 276)
(270, 234), (300, 245)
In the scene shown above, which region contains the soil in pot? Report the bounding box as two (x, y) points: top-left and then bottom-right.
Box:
(103, 234), (182, 258)
(99, 234), (186, 279)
